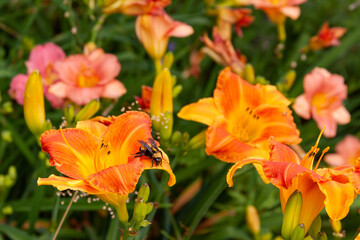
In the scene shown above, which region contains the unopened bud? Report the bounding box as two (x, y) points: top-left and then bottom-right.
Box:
(163, 52), (174, 69)
(255, 76), (268, 85)
(285, 70), (296, 91)
(2, 101), (13, 113)
(2, 205), (13, 215)
(244, 64), (255, 84)
(171, 131), (182, 145)
(64, 104), (75, 124)
(24, 70), (46, 137)
(246, 205), (260, 235)
(308, 215), (321, 238)
(137, 183), (150, 203)
(133, 202), (153, 223)
(188, 130), (206, 150)
(315, 232), (327, 240)
(74, 99), (100, 122)
(291, 224), (305, 240)
(281, 191), (302, 240)
(172, 85), (183, 98)
(1, 130), (12, 143)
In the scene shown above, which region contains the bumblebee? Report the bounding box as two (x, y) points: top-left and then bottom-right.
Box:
(134, 138), (163, 167)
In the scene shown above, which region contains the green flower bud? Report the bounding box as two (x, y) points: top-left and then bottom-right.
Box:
(137, 183), (150, 203)
(291, 224), (305, 240)
(74, 99), (100, 122)
(281, 191), (303, 240)
(308, 215), (321, 238)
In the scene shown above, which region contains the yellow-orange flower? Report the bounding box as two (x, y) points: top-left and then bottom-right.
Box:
(38, 111), (175, 221)
(135, 10), (194, 60)
(227, 133), (356, 233)
(309, 22), (347, 51)
(201, 27), (247, 76)
(102, 0), (170, 15)
(178, 68), (300, 180)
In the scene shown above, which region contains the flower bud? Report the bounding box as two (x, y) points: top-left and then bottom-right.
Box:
(255, 76), (268, 85)
(137, 183), (150, 203)
(172, 85), (183, 99)
(246, 205), (261, 235)
(74, 99), (100, 122)
(1, 130), (12, 143)
(285, 70), (296, 91)
(2, 205), (13, 215)
(244, 64), (255, 84)
(308, 215), (321, 238)
(171, 131), (182, 145)
(133, 202), (153, 224)
(281, 191), (303, 240)
(188, 130), (206, 150)
(315, 232), (327, 240)
(291, 224), (305, 240)
(24, 70), (46, 137)
(64, 104), (75, 125)
(150, 69), (173, 140)
(163, 52), (174, 69)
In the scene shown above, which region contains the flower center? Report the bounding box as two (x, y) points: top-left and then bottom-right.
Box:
(44, 63), (58, 86)
(311, 93), (337, 114)
(77, 66), (99, 88)
(231, 106), (261, 143)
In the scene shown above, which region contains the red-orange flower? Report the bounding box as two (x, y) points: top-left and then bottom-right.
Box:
(134, 85), (152, 113)
(102, 0), (170, 15)
(216, 7), (254, 39)
(227, 134), (356, 233)
(38, 111), (175, 221)
(309, 22), (346, 51)
(178, 68), (300, 180)
(201, 27), (247, 76)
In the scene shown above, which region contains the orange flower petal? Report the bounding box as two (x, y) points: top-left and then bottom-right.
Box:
(268, 136), (301, 164)
(140, 149), (176, 186)
(177, 98), (220, 126)
(227, 158), (264, 187)
(318, 180), (355, 220)
(76, 120), (109, 139)
(253, 107), (300, 144)
(86, 159), (144, 195)
(350, 170), (360, 194)
(97, 111), (153, 168)
(37, 174), (100, 194)
(40, 129), (99, 179)
(206, 119), (269, 163)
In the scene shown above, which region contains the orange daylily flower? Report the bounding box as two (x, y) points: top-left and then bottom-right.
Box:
(38, 111), (175, 222)
(309, 22), (346, 51)
(135, 10), (194, 60)
(227, 133), (356, 233)
(178, 68), (301, 180)
(102, 0), (170, 15)
(216, 7), (254, 40)
(201, 27), (247, 76)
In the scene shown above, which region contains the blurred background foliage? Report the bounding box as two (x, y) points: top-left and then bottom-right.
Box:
(0, 0), (360, 239)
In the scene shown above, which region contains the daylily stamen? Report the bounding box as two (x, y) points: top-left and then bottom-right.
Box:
(314, 147), (330, 171)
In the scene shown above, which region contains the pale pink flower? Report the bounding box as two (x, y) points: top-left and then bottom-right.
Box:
(136, 10), (194, 60)
(50, 44), (126, 106)
(252, 0), (306, 23)
(9, 43), (66, 108)
(293, 67), (350, 138)
(325, 135), (360, 167)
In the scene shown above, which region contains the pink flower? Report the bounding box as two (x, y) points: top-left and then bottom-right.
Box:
(293, 67), (350, 138)
(325, 135), (360, 167)
(136, 10), (194, 60)
(252, 0), (306, 23)
(49, 44), (126, 106)
(9, 43), (66, 108)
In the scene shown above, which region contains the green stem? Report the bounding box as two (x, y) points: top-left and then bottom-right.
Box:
(90, 14), (107, 43)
